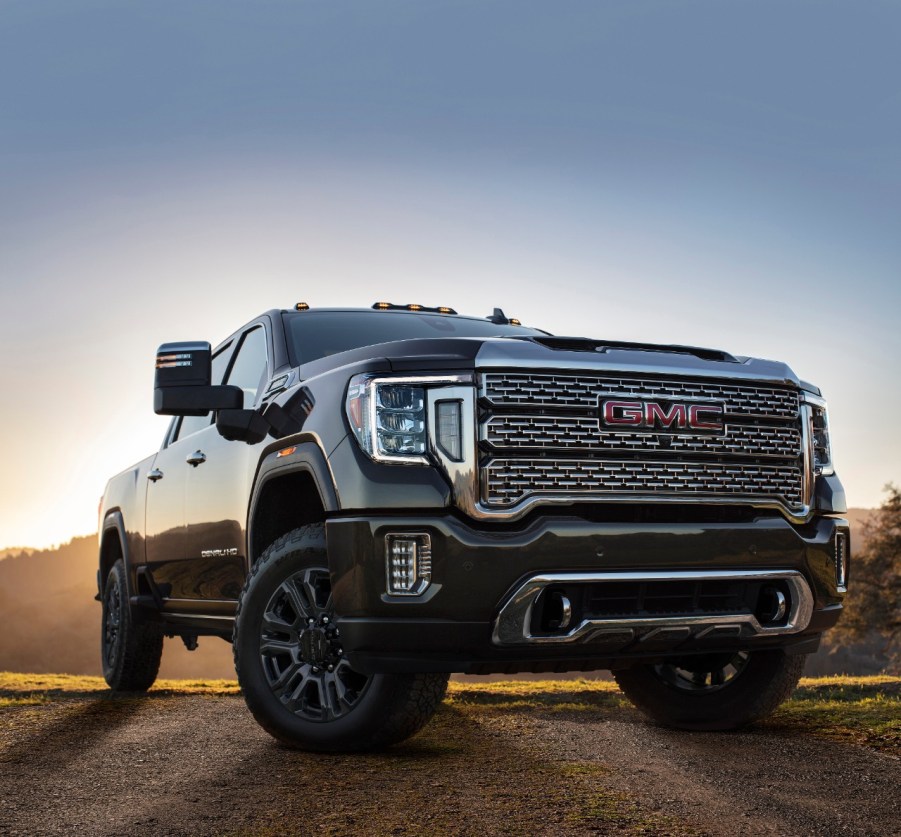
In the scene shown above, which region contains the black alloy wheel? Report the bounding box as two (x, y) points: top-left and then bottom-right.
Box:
(653, 651), (750, 693)
(258, 566), (371, 722)
(102, 579), (123, 669)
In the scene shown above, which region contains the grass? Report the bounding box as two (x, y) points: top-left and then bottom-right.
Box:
(766, 675), (901, 754)
(0, 671), (240, 701)
(2, 671), (898, 755)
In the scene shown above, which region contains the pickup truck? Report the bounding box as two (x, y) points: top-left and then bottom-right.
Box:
(98, 302), (850, 751)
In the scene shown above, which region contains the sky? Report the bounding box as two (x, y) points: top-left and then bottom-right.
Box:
(0, 0), (899, 548)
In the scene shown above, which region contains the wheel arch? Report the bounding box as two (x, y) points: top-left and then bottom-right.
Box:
(247, 441), (339, 568)
(99, 510), (130, 597)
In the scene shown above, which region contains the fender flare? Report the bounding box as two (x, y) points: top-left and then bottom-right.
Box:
(99, 509), (132, 597)
(246, 436), (340, 562)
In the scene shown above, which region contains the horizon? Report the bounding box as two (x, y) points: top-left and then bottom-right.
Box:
(1, 2), (899, 547)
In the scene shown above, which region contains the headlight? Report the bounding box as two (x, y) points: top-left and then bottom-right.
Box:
(345, 374), (471, 464)
(803, 393), (834, 476)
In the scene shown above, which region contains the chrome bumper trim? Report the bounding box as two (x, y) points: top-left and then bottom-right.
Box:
(492, 569), (814, 646)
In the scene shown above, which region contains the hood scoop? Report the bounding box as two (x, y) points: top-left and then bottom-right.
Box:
(524, 335), (737, 364)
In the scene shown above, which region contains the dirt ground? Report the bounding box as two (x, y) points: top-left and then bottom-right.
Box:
(1, 680), (899, 836)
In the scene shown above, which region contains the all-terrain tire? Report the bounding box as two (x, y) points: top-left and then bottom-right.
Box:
(101, 559), (163, 691)
(234, 524), (449, 752)
(614, 650), (806, 730)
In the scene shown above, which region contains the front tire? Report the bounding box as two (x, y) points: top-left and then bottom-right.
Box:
(101, 559), (163, 691)
(234, 525), (448, 752)
(614, 650), (805, 730)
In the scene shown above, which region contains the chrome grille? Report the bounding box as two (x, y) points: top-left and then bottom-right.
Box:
(482, 372), (800, 418)
(484, 459), (804, 507)
(478, 371), (806, 513)
(485, 415), (801, 458)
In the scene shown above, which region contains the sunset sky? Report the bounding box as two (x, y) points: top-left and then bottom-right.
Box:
(1, 1), (899, 548)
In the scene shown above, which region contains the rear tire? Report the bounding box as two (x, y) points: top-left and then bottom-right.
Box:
(614, 649), (805, 730)
(101, 559), (163, 691)
(234, 525), (448, 752)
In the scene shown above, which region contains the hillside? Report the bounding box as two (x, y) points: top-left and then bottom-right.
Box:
(846, 507), (875, 548)
(0, 536), (235, 679)
(0, 546), (34, 560)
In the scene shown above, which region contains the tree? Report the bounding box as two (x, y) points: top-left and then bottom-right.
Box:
(833, 485), (901, 672)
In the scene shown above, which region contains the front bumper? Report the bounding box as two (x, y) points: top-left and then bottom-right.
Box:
(326, 512), (847, 674)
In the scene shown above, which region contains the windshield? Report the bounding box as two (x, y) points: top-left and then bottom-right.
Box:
(284, 311), (544, 366)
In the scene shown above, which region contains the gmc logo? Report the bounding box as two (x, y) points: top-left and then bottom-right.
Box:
(600, 399), (725, 434)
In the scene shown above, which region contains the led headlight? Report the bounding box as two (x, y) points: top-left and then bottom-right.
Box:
(346, 374), (473, 465)
(346, 376), (428, 463)
(803, 393), (834, 476)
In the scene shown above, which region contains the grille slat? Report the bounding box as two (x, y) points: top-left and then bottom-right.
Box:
(484, 458), (804, 507)
(483, 372), (800, 418)
(478, 371), (805, 512)
(485, 414), (801, 457)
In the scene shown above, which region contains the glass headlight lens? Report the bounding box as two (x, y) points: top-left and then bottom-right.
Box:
(346, 376), (427, 461)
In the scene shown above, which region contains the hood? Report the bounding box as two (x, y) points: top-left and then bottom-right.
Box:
(471, 336), (800, 387)
(295, 334), (800, 388)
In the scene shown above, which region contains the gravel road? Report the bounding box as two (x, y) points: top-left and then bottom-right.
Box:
(1, 691), (898, 836)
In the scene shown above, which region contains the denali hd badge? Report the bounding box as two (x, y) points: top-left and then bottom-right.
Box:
(599, 399), (725, 434)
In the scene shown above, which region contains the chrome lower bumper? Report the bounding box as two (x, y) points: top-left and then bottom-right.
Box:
(492, 569), (814, 646)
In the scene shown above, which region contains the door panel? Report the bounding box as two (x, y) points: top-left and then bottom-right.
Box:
(183, 426), (258, 600)
(142, 343), (235, 599)
(181, 325), (271, 601)
(143, 440), (186, 585)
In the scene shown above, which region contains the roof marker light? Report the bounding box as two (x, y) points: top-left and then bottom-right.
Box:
(371, 302), (458, 314)
(277, 446), (297, 458)
(295, 302), (310, 311)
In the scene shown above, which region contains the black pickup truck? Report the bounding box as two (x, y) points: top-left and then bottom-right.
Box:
(98, 302), (849, 751)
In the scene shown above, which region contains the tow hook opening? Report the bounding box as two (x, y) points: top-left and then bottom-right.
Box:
(755, 584), (789, 626)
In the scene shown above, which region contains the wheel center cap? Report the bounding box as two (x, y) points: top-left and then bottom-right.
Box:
(299, 627), (330, 665)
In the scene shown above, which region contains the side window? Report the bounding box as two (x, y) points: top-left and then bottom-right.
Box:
(173, 344), (233, 442)
(225, 327), (269, 408)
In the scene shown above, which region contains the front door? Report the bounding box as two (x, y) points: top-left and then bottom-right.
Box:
(183, 324), (271, 601)
(142, 341), (235, 599)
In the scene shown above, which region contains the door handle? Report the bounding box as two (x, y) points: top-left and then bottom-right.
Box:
(186, 451), (207, 467)
(147, 469), (164, 482)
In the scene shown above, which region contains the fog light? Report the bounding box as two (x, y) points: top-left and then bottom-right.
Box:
(835, 530), (849, 592)
(386, 533), (432, 596)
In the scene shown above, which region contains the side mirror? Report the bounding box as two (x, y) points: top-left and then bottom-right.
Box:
(153, 341), (243, 416)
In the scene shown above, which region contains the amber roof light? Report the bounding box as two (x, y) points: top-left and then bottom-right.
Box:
(371, 302), (458, 314)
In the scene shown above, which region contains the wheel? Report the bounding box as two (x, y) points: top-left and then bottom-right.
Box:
(101, 559), (163, 691)
(613, 649), (805, 730)
(234, 524), (449, 752)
